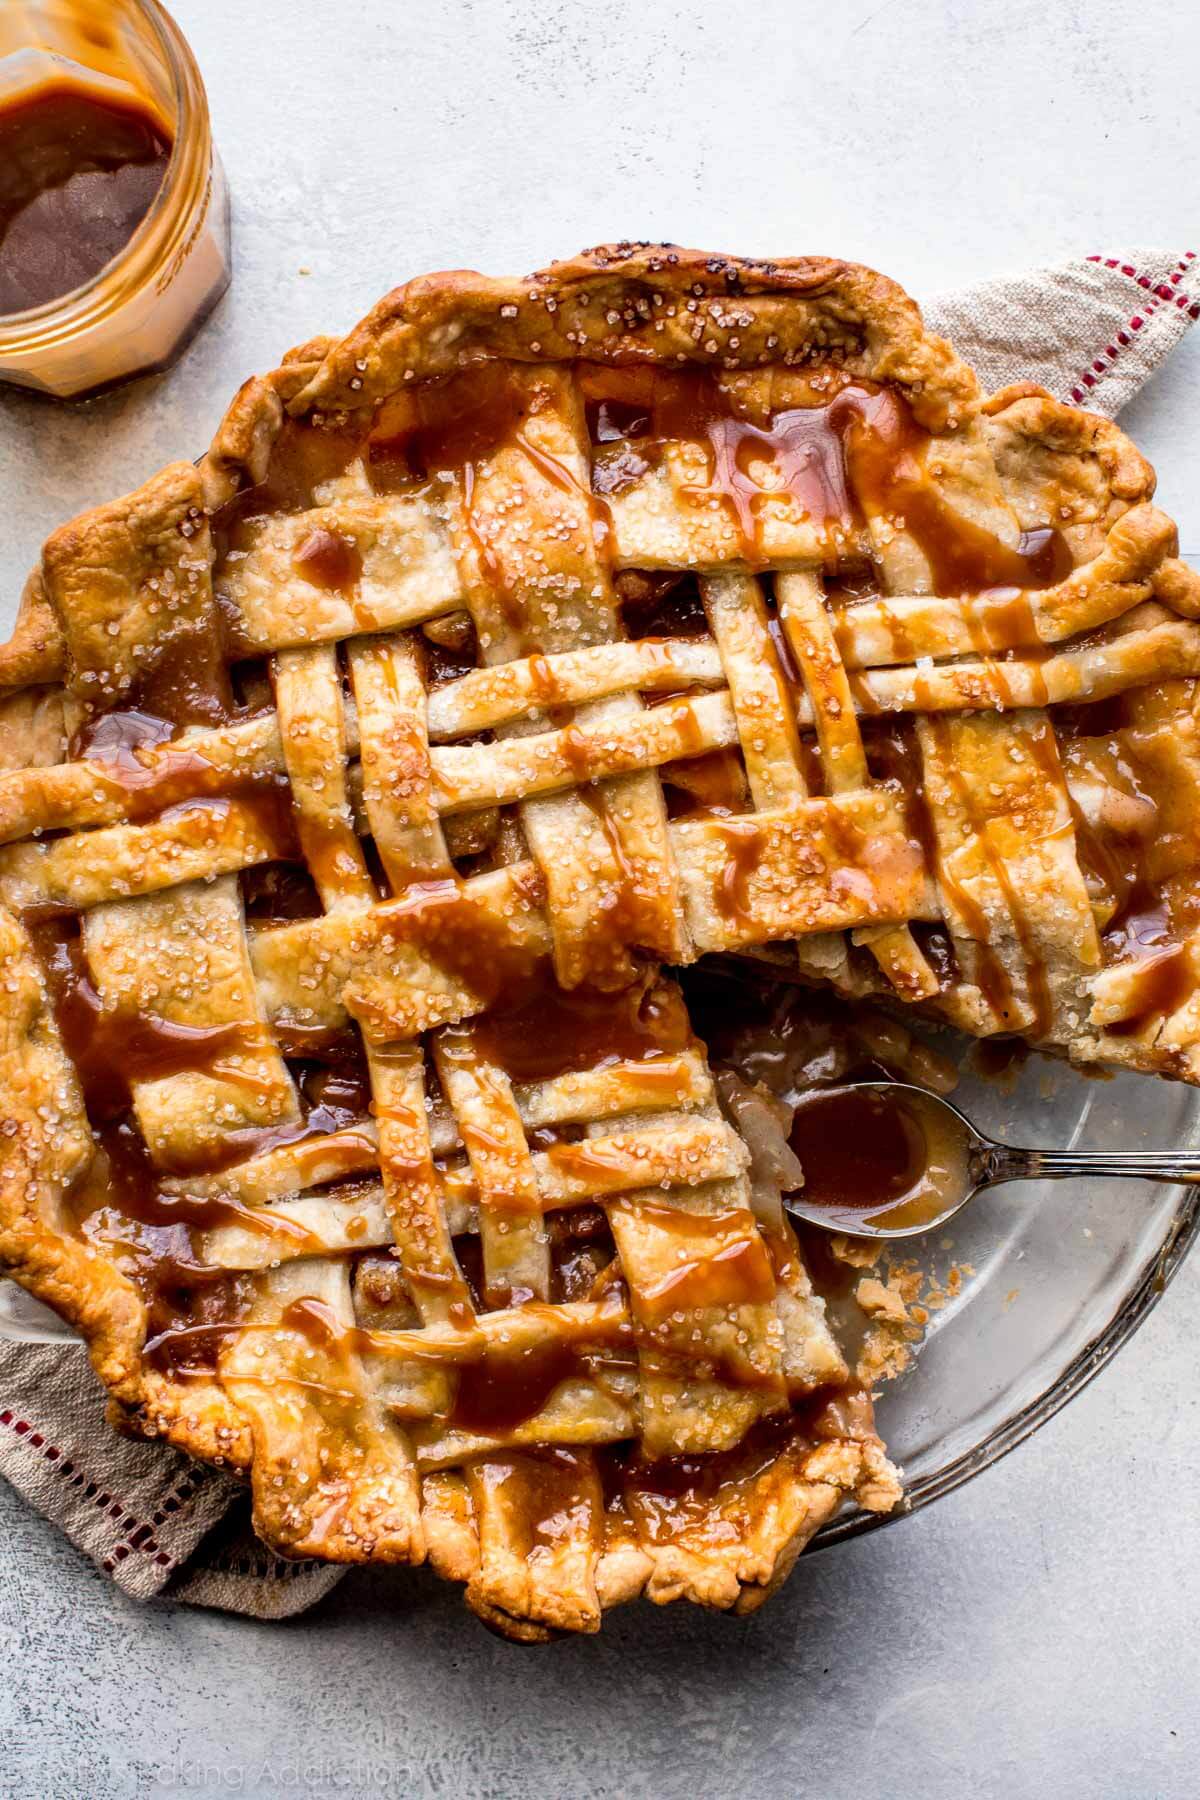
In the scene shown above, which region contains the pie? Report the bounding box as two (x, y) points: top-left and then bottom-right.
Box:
(1, 243), (1198, 1639)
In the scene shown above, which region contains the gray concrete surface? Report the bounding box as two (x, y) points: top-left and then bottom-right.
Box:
(1, 1), (1199, 1794)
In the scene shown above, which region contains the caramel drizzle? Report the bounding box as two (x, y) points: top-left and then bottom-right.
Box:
(711, 818), (766, 928)
(292, 525), (363, 596)
(583, 367), (1071, 594)
(924, 717), (1054, 1035)
(277, 1293), (635, 1438)
(470, 971), (690, 1086)
(30, 920), (274, 1123)
(624, 1199), (777, 1321)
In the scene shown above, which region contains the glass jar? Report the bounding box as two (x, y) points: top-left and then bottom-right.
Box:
(0, 0), (230, 398)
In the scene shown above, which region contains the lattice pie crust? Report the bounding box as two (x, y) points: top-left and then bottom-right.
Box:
(1, 245), (1197, 1637)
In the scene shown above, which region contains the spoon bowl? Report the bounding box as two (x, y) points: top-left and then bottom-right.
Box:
(782, 1080), (1200, 1239)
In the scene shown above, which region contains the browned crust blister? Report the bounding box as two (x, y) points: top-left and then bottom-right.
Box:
(0, 243), (1197, 1638)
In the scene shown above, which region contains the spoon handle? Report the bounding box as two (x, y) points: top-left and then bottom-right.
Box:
(980, 1143), (1200, 1186)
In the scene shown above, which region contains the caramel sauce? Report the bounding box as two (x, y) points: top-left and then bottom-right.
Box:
(27, 894), (347, 1376)
(366, 365), (610, 646)
(711, 818), (766, 926)
(868, 595), (920, 676)
(694, 403), (851, 557)
(787, 1083), (971, 1233)
(142, 1313), (248, 1378)
(1107, 947), (1192, 1037)
(628, 1200), (777, 1320)
(823, 805), (873, 907)
(280, 1294), (369, 1355)
(297, 1058), (372, 1128)
(30, 910), (360, 1320)
(591, 444), (654, 498)
(73, 706), (174, 763)
(967, 586), (1041, 654)
(146, 633), (238, 734)
(1062, 727), (1161, 930)
(366, 873), (551, 1027)
(370, 364), (529, 481)
(618, 1403), (862, 1545)
(542, 1136), (644, 1185)
(581, 367), (1072, 591)
(584, 365), (856, 562)
(461, 462), (531, 637)
(558, 725), (598, 783)
(930, 845), (1014, 1022)
(31, 919), (256, 1122)
(912, 922), (960, 992)
(1104, 880), (1174, 964)
(69, 606), (239, 740)
(377, 365), (611, 540)
(835, 389), (1073, 594)
(70, 1118), (310, 1378)
(292, 525), (363, 595)
(278, 1286), (631, 1438)
(844, 663), (881, 719)
(217, 416), (364, 530)
(862, 718), (936, 866)
(476, 1447), (603, 1561)
(1071, 801), (1138, 927)
(515, 425), (599, 513)
(0, 82), (171, 315)
(471, 973), (690, 1085)
(573, 779), (672, 957)
(295, 812), (373, 905)
(787, 1087), (926, 1213)
(527, 651), (563, 704)
(583, 365), (859, 563)
(448, 1333), (595, 1435)
(1102, 880), (1194, 1036)
(71, 707), (276, 821)
(619, 1445), (764, 1542)
(970, 1036), (1031, 1083)
(167, 783), (299, 862)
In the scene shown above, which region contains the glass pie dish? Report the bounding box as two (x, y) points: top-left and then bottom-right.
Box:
(817, 1044), (1200, 1545)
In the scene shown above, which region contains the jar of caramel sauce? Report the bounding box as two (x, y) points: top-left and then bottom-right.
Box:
(0, 0), (230, 397)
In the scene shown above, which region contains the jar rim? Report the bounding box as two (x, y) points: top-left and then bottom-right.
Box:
(0, 0), (213, 350)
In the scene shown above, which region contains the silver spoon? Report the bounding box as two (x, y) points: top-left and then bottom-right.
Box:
(781, 1080), (1200, 1240)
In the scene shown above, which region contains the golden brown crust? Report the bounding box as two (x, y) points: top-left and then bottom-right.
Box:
(0, 908), (252, 1470)
(3, 242), (1199, 1640)
(293, 243), (978, 428)
(0, 572), (66, 689)
(200, 374), (284, 509)
(41, 460), (214, 707)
